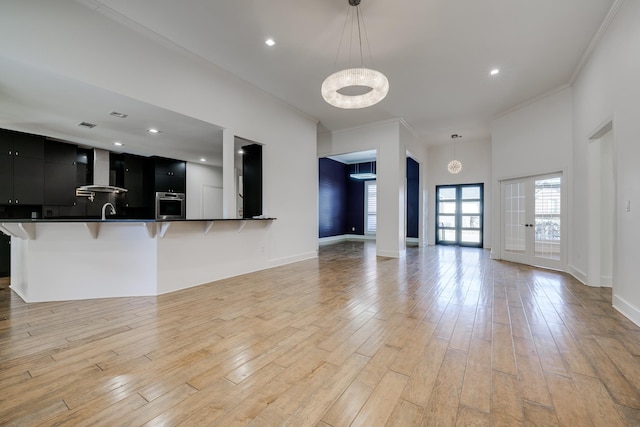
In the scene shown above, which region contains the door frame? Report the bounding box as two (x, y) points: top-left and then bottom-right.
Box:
(500, 172), (566, 271)
(435, 183), (484, 248)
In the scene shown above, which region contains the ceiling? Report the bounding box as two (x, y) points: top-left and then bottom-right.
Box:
(0, 56), (224, 166)
(0, 0), (617, 163)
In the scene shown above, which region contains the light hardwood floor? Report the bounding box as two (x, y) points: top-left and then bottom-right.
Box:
(1, 241), (640, 426)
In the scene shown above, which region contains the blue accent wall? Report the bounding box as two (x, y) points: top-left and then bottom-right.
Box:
(347, 178), (365, 234)
(319, 158), (348, 237)
(320, 158), (419, 239)
(406, 157), (419, 238)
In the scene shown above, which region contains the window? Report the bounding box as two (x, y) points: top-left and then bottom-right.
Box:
(365, 181), (376, 234)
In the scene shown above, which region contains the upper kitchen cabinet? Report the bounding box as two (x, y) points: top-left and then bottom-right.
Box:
(0, 129), (44, 205)
(44, 140), (77, 206)
(110, 153), (149, 208)
(153, 157), (186, 193)
(241, 143), (262, 218)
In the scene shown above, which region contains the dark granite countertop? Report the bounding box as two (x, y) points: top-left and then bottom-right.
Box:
(0, 217), (276, 223)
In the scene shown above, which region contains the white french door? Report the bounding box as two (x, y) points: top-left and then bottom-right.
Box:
(501, 173), (563, 270)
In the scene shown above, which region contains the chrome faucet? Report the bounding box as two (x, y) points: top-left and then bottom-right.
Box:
(101, 202), (116, 220)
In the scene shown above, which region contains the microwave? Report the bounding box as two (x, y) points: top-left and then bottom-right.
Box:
(155, 192), (185, 220)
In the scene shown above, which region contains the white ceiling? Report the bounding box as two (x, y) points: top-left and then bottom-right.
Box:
(0, 0), (617, 163)
(0, 56), (224, 166)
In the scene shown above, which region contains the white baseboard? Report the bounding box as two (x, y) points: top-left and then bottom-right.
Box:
(9, 285), (29, 303)
(567, 264), (589, 286)
(613, 294), (640, 328)
(268, 251), (318, 268)
(406, 237), (419, 247)
(377, 248), (406, 258)
(318, 235), (348, 244)
(600, 275), (613, 288)
(319, 234), (376, 245)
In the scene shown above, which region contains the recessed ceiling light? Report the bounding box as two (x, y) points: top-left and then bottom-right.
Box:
(113, 141), (123, 146)
(265, 38), (275, 47)
(109, 111), (128, 118)
(77, 121), (97, 129)
(490, 68), (500, 76)
(148, 128), (160, 134)
(200, 158), (206, 162)
(238, 149), (244, 154)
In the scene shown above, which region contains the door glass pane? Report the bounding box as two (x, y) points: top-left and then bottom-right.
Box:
(439, 201), (456, 214)
(440, 229), (456, 241)
(438, 215), (456, 228)
(461, 230), (481, 244)
(535, 176), (561, 260)
(461, 215), (480, 228)
(461, 201), (480, 214)
(504, 182), (526, 254)
(461, 186), (480, 200)
(438, 188), (456, 200)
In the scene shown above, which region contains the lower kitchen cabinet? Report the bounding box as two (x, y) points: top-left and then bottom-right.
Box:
(0, 233), (9, 277)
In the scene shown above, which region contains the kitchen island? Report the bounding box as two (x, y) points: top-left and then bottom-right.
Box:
(1, 218), (274, 302)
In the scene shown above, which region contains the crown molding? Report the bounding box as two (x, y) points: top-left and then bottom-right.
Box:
(76, 0), (319, 125)
(569, 0), (625, 84)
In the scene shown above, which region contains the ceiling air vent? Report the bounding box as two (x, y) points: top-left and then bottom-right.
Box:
(109, 111), (128, 118)
(77, 121), (97, 129)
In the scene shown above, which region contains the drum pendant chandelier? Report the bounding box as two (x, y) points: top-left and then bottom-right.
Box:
(321, 0), (389, 109)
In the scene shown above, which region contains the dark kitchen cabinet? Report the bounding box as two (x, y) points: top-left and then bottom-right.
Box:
(0, 233), (9, 277)
(0, 154), (12, 204)
(111, 153), (148, 208)
(0, 130), (44, 205)
(153, 157), (185, 193)
(11, 132), (44, 159)
(44, 141), (77, 206)
(242, 143), (262, 218)
(44, 140), (76, 164)
(14, 157), (45, 205)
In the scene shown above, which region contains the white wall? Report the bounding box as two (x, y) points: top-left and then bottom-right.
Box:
(0, 1), (318, 273)
(571, 0), (640, 324)
(186, 162), (223, 219)
(490, 88), (573, 261)
(427, 139), (492, 247)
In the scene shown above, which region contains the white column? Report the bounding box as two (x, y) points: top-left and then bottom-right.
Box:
(222, 129), (236, 218)
(376, 136), (406, 258)
(419, 160), (428, 247)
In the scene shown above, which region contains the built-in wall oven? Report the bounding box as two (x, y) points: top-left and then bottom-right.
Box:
(155, 192), (185, 220)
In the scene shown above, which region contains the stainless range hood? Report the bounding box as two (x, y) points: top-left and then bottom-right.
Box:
(76, 148), (127, 201)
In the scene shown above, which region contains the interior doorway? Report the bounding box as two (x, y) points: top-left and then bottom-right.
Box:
(588, 121), (615, 287)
